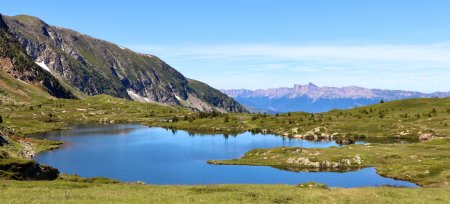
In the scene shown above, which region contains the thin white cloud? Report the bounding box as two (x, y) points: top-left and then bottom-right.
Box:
(130, 43), (450, 64)
(127, 43), (450, 92)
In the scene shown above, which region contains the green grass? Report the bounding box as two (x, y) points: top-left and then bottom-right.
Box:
(210, 138), (450, 187)
(0, 95), (191, 135)
(1, 88), (449, 140)
(0, 71), (52, 104)
(0, 93), (449, 202)
(1, 95), (449, 184)
(0, 180), (449, 204)
(0, 134), (62, 159)
(168, 97), (450, 141)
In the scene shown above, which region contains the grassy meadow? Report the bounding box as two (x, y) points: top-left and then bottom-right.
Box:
(1, 180), (449, 204)
(0, 87), (449, 203)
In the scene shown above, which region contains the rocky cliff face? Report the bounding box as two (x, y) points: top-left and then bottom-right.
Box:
(222, 83), (450, 113)
(0, 14), (74, 99)
(2, 14), (246, 112)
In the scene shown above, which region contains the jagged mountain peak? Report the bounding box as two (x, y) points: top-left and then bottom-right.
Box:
(308, 82), (318, 87)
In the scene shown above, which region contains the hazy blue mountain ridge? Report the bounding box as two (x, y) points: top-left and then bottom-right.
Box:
(222, 83), (450, 113)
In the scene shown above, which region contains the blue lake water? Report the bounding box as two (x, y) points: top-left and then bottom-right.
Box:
(33, 124), (418, 187)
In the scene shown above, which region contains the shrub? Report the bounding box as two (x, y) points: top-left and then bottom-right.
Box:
(431, 108), (437, 115)
(0, 115), (2, 123)
(224, 115), (229, 123)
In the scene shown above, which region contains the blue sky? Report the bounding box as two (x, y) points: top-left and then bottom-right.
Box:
(1, 0), (450, 92)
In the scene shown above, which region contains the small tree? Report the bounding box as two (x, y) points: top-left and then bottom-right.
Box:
(287, 112), (291, 116)
(0, 115), (2, 124)
(224, 115), (230, 123)
(431, 108), (437, 115)
(380, 99), (385, 104)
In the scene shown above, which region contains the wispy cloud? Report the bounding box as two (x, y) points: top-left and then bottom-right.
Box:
(130, 43), (450, 64)
(128, 43), (450, 92)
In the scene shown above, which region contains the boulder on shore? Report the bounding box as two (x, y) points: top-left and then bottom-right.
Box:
(0, 160), (59, 180)
(419, 133), (434, 141)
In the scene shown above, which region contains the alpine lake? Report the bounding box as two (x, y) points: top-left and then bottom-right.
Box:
(31, 124), (418, 188)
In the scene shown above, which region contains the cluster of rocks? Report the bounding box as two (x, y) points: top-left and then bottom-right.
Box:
(334, 138), (356, 145)
(19, 140), (35, 159)
(285, 155), (363, 169)
(296, 182), (329, 189)
(285, 127), (359, 144)
(288, 127), (336, 140)
(99, 118), (115, 124)
(255, 127), (361, 145)
(418, 132), (435, 141)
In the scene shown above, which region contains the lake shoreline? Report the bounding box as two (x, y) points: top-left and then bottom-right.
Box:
(31, 124), (419, 188)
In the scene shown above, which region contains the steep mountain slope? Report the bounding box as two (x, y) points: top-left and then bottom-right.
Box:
(222, 83), (450, 113)
(0, 14), (74, 103)
(2, 14), (246, 112)
(187, 79), (246, 112)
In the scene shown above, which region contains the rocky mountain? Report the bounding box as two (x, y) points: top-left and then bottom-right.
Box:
(1, 14), (246, 112)
(222, 83), (450, 113)
(0, 14), (74, 102)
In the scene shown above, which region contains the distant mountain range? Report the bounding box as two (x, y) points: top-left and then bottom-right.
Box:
(0, 14), (246, 112)
(222, 83), (450, 113)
